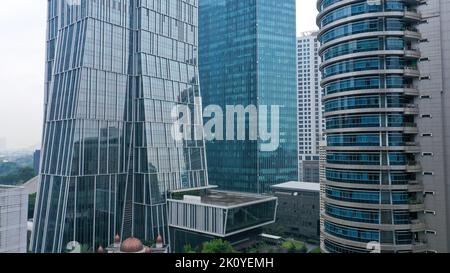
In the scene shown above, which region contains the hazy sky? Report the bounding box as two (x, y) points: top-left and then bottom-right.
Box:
(0, 0), (318, 151)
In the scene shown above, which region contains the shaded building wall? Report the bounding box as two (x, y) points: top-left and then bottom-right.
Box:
(271, 189), (320, 240)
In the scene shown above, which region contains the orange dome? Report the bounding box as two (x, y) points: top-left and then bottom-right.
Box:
(156, 234), (164, 244)
(97, 246), (105, 253)
(114, 234), (121, 244)
(120, 237), (144, 253)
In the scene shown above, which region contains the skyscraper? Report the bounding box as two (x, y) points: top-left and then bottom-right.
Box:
(199, 0), (298, 193)
(318, 0), (426, 252)
(297, 32), (325, 183)
(33, 150), (41, 175)
(32, 0), (209, 253)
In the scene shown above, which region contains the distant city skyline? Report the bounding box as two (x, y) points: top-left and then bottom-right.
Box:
(0, 0), (318, 151)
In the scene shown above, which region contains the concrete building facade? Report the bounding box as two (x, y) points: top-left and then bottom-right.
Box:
(318, 0), (450, 253)
(0, 185), (28, 253)
(270, 182), (320, 241)
(297, 32), (325, 183)
(415, 0), (450, 253)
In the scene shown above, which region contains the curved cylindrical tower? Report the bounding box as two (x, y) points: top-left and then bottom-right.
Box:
(317, 0), (426, 253)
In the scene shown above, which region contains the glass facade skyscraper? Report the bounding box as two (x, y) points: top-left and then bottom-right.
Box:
(318, 0), (426, 252)
(32, 0), (208, 253)
(199, 0), (298, 193)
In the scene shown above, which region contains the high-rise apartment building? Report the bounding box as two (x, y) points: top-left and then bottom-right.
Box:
(32, 0), (276, 253)
(297, 32), (325, 183)
(199, 0), (298, 193)
(318, 0), (426, 253)
(0, 185), (28, 253)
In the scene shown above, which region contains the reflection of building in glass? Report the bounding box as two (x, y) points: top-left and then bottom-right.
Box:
(32, 0), (276, 253)
(0, 185), (28, 253)
(199, 0), (298, 193)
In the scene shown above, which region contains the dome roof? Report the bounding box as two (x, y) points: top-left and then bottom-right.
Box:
(97, 246), (105, 253)
(114, 234), (121, 244)
(156, 234), (164, 244)
(120, 237), (144, 253)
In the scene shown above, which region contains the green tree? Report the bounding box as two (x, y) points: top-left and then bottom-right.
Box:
(64, 243), (91, 253)
(183, 244), (196, 253)
(282, 240), (307, 253)
(142, 240), (154, 247)
(0, 162), (19, 174)
(80, 244), (91, 253)
(0, 166), (35, 185)
(201, 239), (235, 253)
(309, 247), (321, 254)
(282, 241), (297, 253)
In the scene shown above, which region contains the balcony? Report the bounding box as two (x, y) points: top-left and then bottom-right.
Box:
(404, 10), (422, 22)
(410, 219), (426, 232)
(403, 85), (419, 96)
(403, 127), (419, 134)
(404, 67), (420, 78)
(404, 29), (422, 40)
(406, 162), (421, 172)
(404, 49), (421, 59)
(404, 104), (419, 115)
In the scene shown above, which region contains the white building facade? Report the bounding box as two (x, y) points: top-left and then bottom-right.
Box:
(0, 185), (28, 253)
(297, 31), (325, 183)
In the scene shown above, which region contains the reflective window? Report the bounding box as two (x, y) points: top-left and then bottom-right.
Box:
(324, 222), (379, 243)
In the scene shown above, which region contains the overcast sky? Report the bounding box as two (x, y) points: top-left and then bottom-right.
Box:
(0, 0), (318, 151)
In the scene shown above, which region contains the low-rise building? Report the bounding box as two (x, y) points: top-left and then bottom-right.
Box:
(270, 182), (320, 241)
(0, 185), (28, 253)
(167, 187), (278, 252)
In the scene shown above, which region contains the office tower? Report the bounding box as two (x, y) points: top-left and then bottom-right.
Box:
(297, 32), (325, 183)
(318, 0), (426, 252)
(32, 0), (209, 253)
(33, 150), (41, 175)
(0, 185), (28, 253)
(415, 0), (450, 253)
(199, 0), (298, 193)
